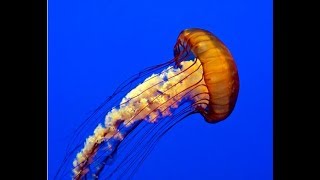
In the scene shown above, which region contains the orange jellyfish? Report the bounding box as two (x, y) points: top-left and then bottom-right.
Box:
(55, 28), (239, 180)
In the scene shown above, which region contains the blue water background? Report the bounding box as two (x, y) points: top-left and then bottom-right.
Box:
(49, 0), (273, 179)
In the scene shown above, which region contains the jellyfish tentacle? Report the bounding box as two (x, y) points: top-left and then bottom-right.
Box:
(71, 58), (209, 179)
(105, 83), (208, 178)
(111, 106), (194, 179)
(79, 59), (207, 178)
(125, 106), (196, 179)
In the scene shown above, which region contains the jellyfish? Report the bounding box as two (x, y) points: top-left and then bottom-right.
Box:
(54, 28), (239, 180)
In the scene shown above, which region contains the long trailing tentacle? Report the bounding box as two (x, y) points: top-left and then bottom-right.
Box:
(54, 58), (180, 180)
(107, 96), (209, 179)
(97, 82), (208, 178)
(55, 44), (196, 180)
(78, 59), (205, 178)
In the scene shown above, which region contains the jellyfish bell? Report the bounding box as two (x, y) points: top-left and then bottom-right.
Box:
(54, 28), (239, 180)
(174, 28), (240, 123)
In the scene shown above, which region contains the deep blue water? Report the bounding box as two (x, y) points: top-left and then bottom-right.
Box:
(49, 0), (273, 179)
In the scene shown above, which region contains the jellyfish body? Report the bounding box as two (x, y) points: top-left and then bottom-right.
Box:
(174, 28), (239, 122)
(55, 28), (239, 180)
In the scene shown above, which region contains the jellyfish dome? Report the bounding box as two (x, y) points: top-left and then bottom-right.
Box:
(174, 28), (239, 122)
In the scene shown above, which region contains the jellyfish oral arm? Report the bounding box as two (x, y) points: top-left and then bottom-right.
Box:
(72, 58), (209, 179)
